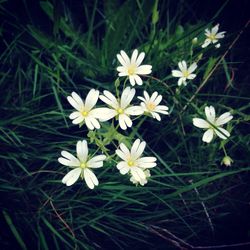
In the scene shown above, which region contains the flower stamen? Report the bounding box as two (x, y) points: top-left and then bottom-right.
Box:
(127, 65), (136, 76)
(117, 108), (124, 114)
(146, 102), (156, 111)
(183, 70), (190, 78)
(81, 110), (88, 117)
(80, 162), (87, 168)
(208, 34), (216, 41)
(128, 160), (134, 167)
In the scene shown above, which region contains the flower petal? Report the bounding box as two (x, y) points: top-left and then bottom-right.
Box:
(84, 168), (98, 189)
(131, 49), (138, 64)
(59, 151), (80, 166)
(62, 168), (81, 186)
(87, 155), (106, 168)
(215, 112), (233, 126)
(85, 117), (95, 130)
(137, 157), (157, 169)
(154, 95), (162, 105)
(72, 116), (84, 125)
(120, 50), (131, 65)
(178, 61), (187, 71)
(119, 143), (130, 156)
(116, 149), (129, 161)
(129, 75), (136, 86)
(76, 140), (88, 162)
(117, 53), (127, 67)
(88, 155), (106, 164)
(116, 161), (129, 175)
(85, 89), (99, 111)
(131, 139), (146, 160)
(202, 129), (214, 143)
(120, 87), (135, 109)
(69, 111), (81, 120)
(205, 106), (216, 123)
(193, 118), (210, 128)
(91, 108), (117, 121)
(125, 106), (144, 116)
(188, 62), (197, 73)
(119, 114), (132, 130)
(214, 127), (230, 140)
(172, 70), (183, 77)
(134, 75), (143, 85)
(135, 52), (145, 66)
(211, 24), (219, 34)
(187, 74), (196, 80)
(99, 90), (119, 109)
(130, 167), (146, 182)
(201, 39), (211, 48)
(67, 95), (82, 111)
(136, 65), (152, 75)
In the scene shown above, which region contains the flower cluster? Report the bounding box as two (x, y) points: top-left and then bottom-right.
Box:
(171, 24), (226, 86)
(58, 23), (233, 190)
(58, 49), (171, 189)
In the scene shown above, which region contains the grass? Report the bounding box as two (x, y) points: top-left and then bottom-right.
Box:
(0, 0), (249, 249)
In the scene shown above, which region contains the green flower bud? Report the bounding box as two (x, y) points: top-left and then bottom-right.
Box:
(221, 156), (233, 167)
(192, 37), (198, 45)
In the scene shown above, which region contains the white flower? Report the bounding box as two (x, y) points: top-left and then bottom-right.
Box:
(99, 86), (143, 130)
(116, 139), (157, 183)
(172, 61), (197, 86)
(116, 49), (152, 86)
(201, 24), (226, 48)
(130, 169), (151, 186)
(67, 89), (105, 130)
(58, 140), (106, 189)
(193, 106), (233, 143)
(138, 91), (169, 121)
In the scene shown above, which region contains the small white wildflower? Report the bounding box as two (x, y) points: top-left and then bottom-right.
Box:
(67, 89), (105, 130)
(116, 139), (157, 183)
(221, 156), (233, 167)
(138, 91), (169, 121)
(58, 140), (106, 189)
(172, 61), (197, 86)
(202, 24), (226, 48)
(98, 87), (143, 130)
(130, 169), (151, 186)
(116, 49), (152, 86)
(193, 106), (233, 143)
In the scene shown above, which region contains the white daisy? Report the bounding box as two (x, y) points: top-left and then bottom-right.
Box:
(130, 169), (151, 186)
(193, 106), (233, 143)
(202, 24), (226, 48)
(172, 61), (197, 86)
(138, 91), (169, 121)
(116, 49), (152, 86)
(98, 86), (143, 130)
(58, 140), (106, 189)
(67, 89), (105, 130)
(116, 139), (157, 182)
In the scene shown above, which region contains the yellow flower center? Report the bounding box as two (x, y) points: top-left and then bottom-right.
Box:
(208, 34), (216, 41)
(80, 162), (87, 168)
(146, 102), (156, 111)
(81, 110), (88, 117)
(117, 108), (124, 114)
(127, 65), (136, 76)
(128, 160), (134, 167)
(183, 70), (189, 78)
